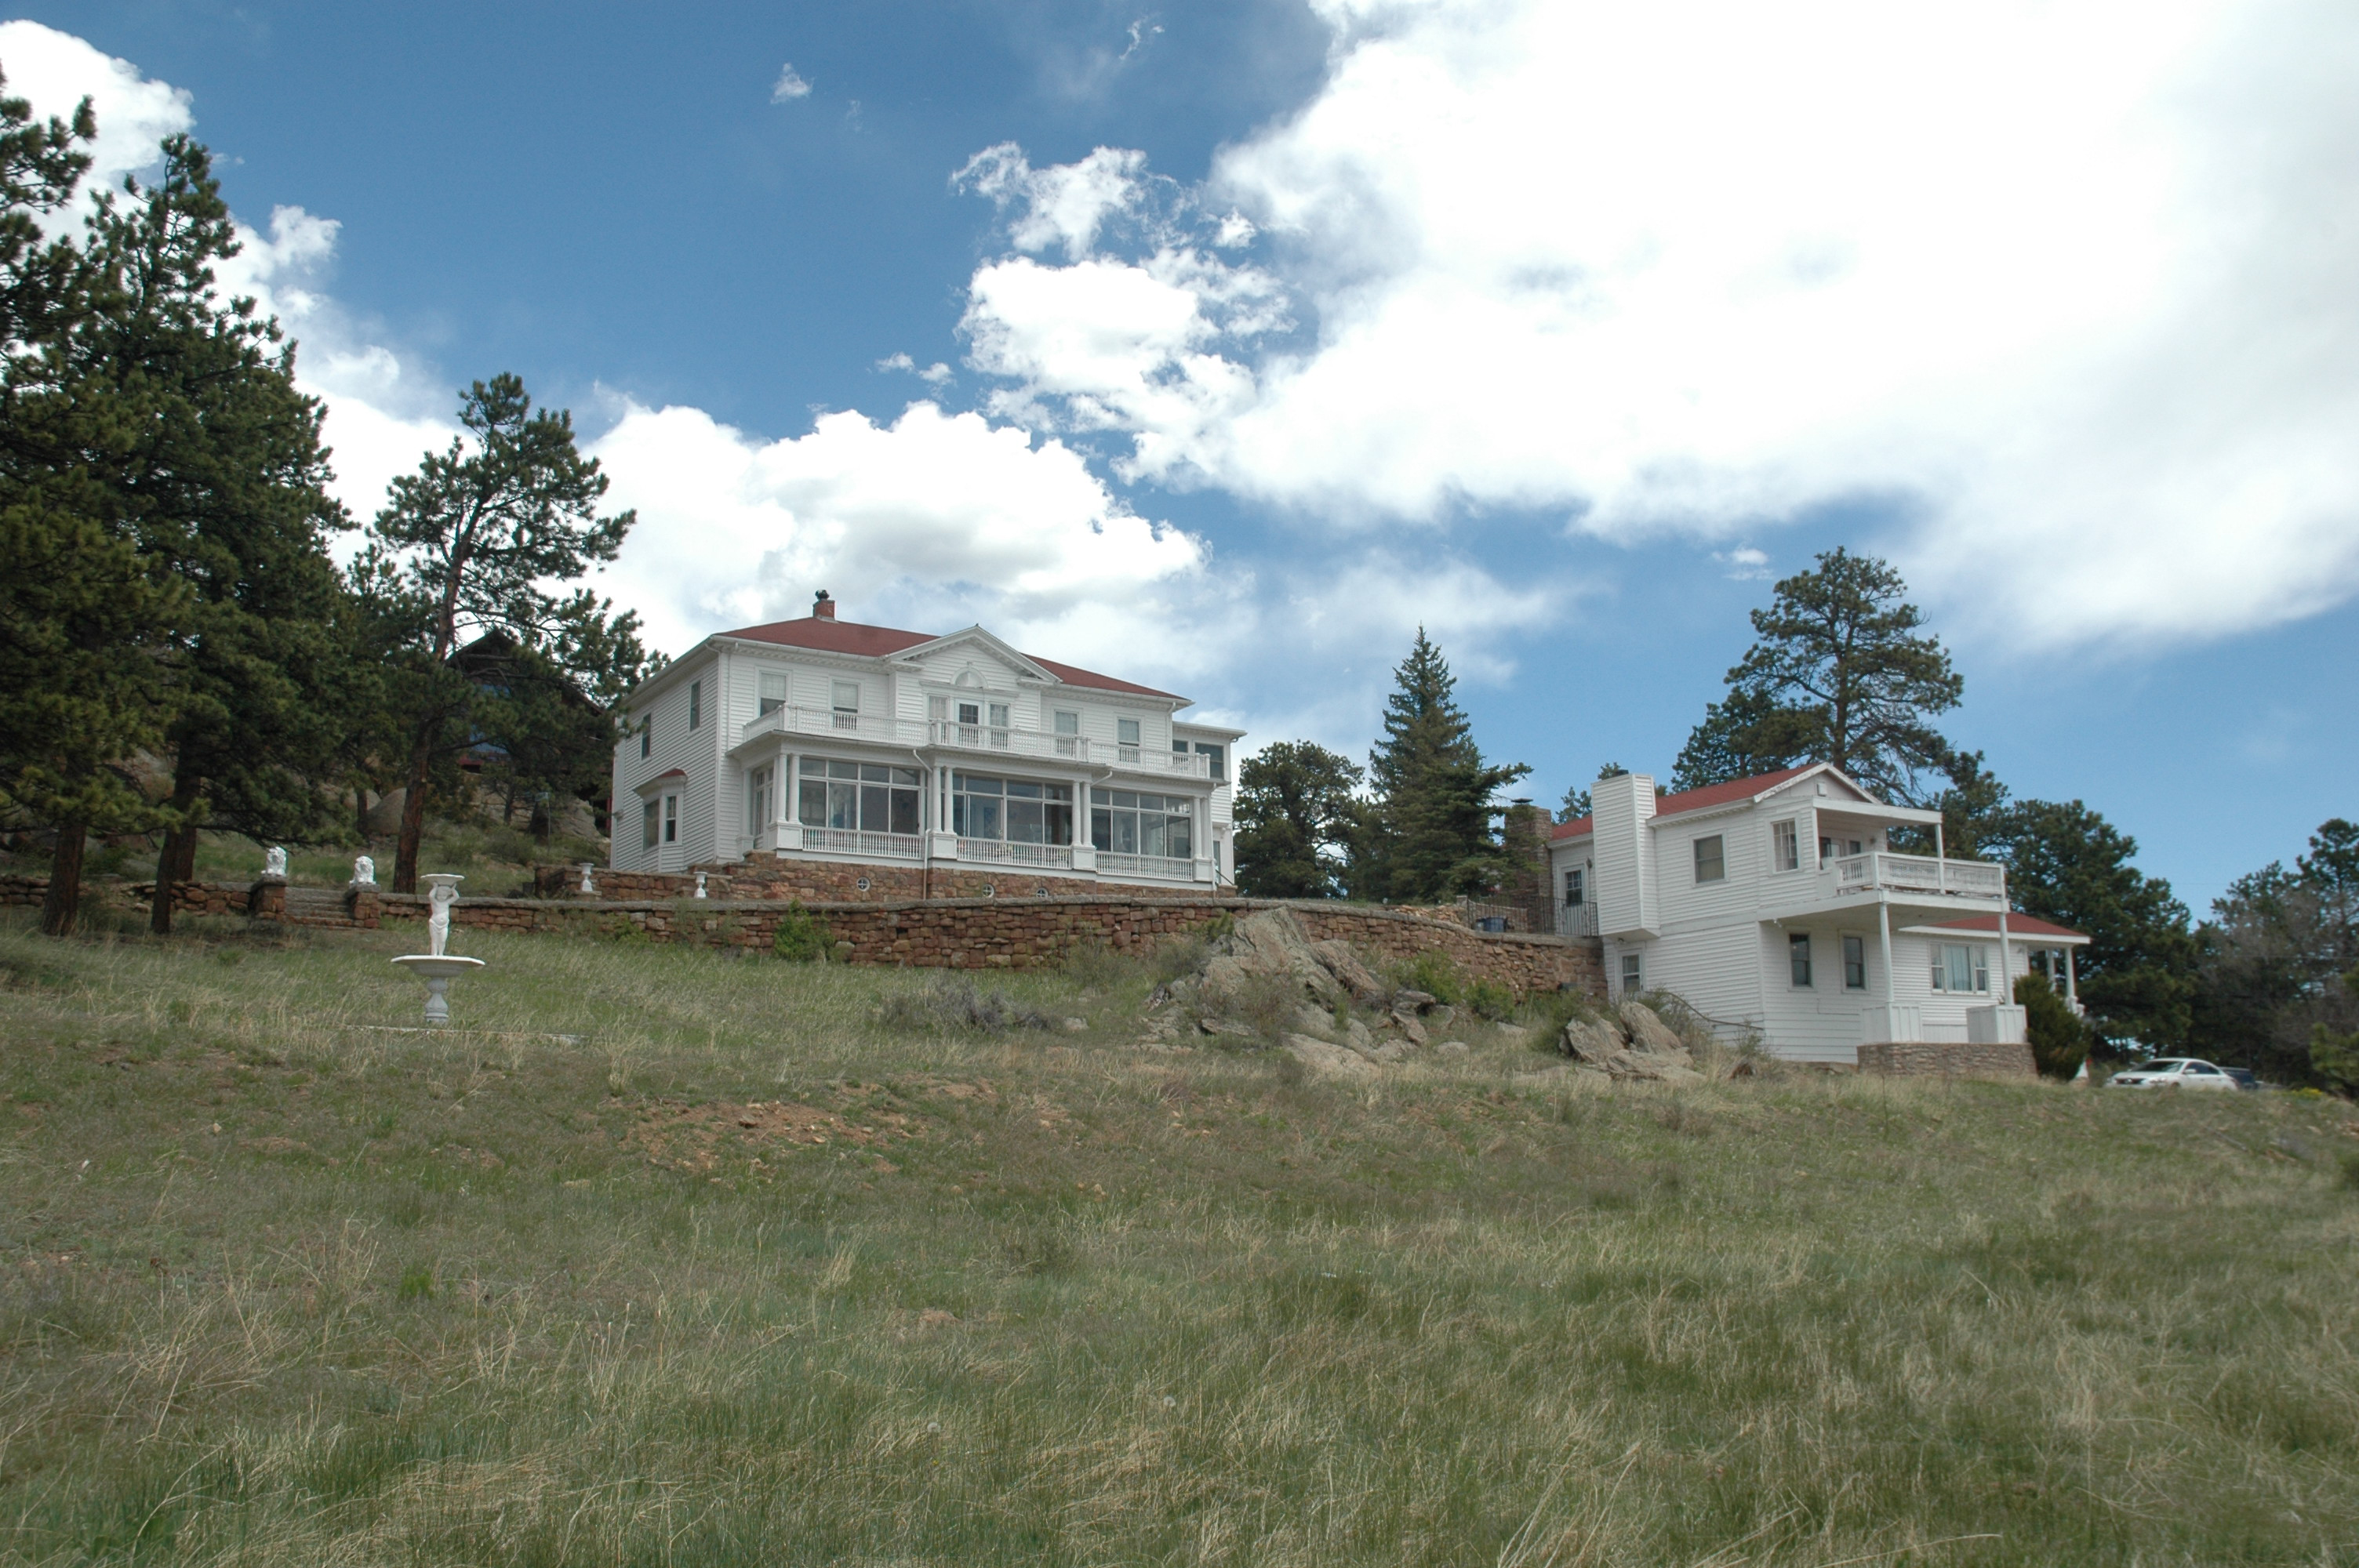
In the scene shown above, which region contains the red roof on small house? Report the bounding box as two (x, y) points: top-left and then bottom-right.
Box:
(1921, 913), (2088, 941)
(718, 615), (1181, 699)
(1548, 764), (1818, 842)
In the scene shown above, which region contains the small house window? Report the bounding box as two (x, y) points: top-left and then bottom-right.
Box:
(1843, 933), (1866, 989)
(688, 681), (701, 731)
(1789, 931), (1813, 987)
(1773, 819), (1799, 872)
(662, 793), (679, 844)
(1564, 868), (1585, 906)
(638, 721), (649, 760)
(1694, 834), (1726, 884)
(1194, 742), (1226, 779)
(1117, 717), (1141, 761)
(758, 672), (788, 717)
(747, 766), (772, 834)
(1619, 952), (1643, 996)
(642, 797), (660, 850)
(831, 681), (860, 729)
(1930, 942), (1988, 993)
(988, 702), (1011, 747)
(1054, 710), (1081, 757)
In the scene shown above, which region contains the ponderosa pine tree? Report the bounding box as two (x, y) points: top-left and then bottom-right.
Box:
(1232, 741), (1362, 898)
(0, 77), (195, 935)
(1672, 548), (1963, 802)
(368, 375), (635, 891)
(1350, 630), (1528, 902)
(56, 136), (354, 936)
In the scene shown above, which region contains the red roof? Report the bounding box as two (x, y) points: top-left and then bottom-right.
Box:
(1548, 764), (1816, 841)
(718, 615), (1181, 699)
(1921, 913), (2088, 941)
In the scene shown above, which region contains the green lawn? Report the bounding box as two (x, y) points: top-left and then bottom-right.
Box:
(1, 914), (2354, 1566)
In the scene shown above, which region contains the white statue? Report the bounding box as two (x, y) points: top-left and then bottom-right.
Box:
(352, 855), (376, 887)
(262, 846), (289, 880)
(426, 877), (461, 957)
(578, 862), (597, 895)
(694, 869), (709, 899)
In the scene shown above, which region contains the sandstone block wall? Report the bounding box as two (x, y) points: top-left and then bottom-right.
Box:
(1857, 1040), (2037, 1079)
(533, 859), (1213, 905)
(372, 892), (1605, 1000)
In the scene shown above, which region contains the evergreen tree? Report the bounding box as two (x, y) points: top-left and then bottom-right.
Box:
(2014, 972), (2090, 1080)
(49, 135), (355, 936)
(1350, 630), (1528, 902)
(368, 375), (635, 891)
(2188, 820), (2359, 1085)
(0, 78), (198, 935)
(1232, 741), (1362, 898)
(1556, 782), (1591, 824)
(1673, 548), (1962, 801)
(1986, 799), (2196, 1054)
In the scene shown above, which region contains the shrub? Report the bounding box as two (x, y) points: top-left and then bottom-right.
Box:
(878, 975), (1054, 1034)
(770, 902), (830, 963)
(2339, 1149), (2359, 1192)
(1462, 976), (1515, 1022)
(2015, 974), (2091, 1080)
(1394, 950), (1463, 1005)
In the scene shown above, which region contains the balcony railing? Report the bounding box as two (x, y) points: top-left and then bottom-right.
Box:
(1095, 851), (1198, 881)
(1830, 852), (2005, 900)
(802, 827), (922, 859)
(956, 838), (1073, 869)
(1559, 902), (1599, 938)
(736, 706), (1212, 778)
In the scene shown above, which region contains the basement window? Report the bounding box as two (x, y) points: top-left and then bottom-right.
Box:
(1694, 834), (1726, 884)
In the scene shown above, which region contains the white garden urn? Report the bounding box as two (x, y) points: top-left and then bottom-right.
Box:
(391, 873), (485, 1025)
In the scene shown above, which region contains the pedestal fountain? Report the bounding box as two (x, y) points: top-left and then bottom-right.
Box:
(391, 874), (485, 1025)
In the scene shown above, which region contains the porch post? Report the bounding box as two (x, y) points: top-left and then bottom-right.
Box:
(2064, 946), (2078, 1008)
(1876, 895), (1896, 1042)
(1994, 906), (2013, 1001)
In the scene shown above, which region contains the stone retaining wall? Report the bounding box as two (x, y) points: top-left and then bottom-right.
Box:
(1857, 1040), (2037, 1079)
(376, 892), (1605, 1000)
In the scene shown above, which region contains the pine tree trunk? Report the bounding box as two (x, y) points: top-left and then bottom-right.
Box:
(354, 787), (372, 843)
(150, 821), (199, 936)
(393, 724), (434, 893)
(42, 823), (85, 937)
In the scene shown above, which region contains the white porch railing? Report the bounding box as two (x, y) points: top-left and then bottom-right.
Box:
(734, 706), (1213, 779)
(1096, 851), (1197, 881)
(956, 838), (1073, 869)
(801, 827), (923, 859)
(1830, 852), (2005, 900)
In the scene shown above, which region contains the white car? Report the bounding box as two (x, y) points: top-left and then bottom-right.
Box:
(2106, 1058), (2241, 1090)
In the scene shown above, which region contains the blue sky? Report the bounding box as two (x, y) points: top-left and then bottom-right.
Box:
(10, 1), (2358, 913)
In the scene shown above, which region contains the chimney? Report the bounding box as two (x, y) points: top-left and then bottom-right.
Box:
(812, 590), (836, 621)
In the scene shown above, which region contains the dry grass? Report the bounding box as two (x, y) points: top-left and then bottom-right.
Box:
(2, 913), (2356, 1566)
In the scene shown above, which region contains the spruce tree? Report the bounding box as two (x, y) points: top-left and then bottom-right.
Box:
(1352, 630), (1528, 902)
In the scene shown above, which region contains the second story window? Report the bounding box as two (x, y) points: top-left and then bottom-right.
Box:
(1694, 834), (1726, 883)
(1563, 868), (1584, 906)
(832, 681), (860, 729)
(1054, 710), (1080, 757)
(1195, 742), (1225, 780)
(688, 681), (701, 731)
(1117, 717), (1140, 761)
(1789, 931), (1813, 987)
(1773, 819), (1799, 872)
(758, 672), (788, 717)
(638, 720), (649, 760)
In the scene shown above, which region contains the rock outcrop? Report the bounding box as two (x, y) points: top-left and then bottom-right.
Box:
(1143, 909), (1448, 1073)
(1556, 1001), (1705, 1084)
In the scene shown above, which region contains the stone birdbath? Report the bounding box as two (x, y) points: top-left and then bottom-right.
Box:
(391, 874), (485, 1025)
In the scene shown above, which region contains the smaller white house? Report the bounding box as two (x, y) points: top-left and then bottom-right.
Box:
(1548, 764), (2088, 1064)
(612, 593), (1242, 891)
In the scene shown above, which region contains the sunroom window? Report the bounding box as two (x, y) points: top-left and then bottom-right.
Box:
(800, 758), (921, 836)
(953, 774), (1072, 844)
(1091, 788), (1191, 859)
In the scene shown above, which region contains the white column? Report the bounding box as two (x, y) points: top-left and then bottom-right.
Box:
(1876, 896), (1897, 1042)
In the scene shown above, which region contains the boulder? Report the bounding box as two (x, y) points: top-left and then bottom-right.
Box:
(1311, 940), (1386, 1003)
(1438, 1040), (1470, 1057)
(1619, 1001), (1687, 1054)
(1283, 1033), (1377, 1077)
(1391, 1010), (1430, 1047)
(1560, 1018), (1626, 1065)
(1394, 988), (1439, 1014)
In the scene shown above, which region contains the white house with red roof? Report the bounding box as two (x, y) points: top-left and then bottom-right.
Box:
(613, 591), (1242, 891)
(1549, 764), (2088, 1063)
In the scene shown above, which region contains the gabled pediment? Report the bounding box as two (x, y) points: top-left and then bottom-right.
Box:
(898, 626), (1060, 689)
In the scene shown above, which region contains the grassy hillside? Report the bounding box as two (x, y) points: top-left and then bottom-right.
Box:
(1, 916), (2354, 1566)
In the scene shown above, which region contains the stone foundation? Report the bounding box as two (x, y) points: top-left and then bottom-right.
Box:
(1856, 1040), (2037, 1079)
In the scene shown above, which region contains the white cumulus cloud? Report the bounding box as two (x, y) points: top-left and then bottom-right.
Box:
(955, 0), (2359, 651)
(771, 64), (812, 102)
